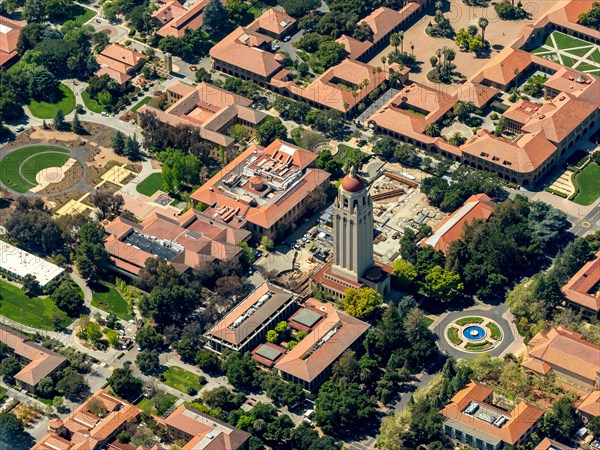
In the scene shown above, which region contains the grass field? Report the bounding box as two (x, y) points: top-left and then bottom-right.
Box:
(81, 89), (105, 113)
(29, 85), (76, 119)
(0, 145), (69, 193)
(335, 144), (368, 165)
(573, 162), (600, 205)
(455, 316), (484, 326)
(447, 327), (463, 346)
(131, 97), (151, 113)
(532, 31), (599, 74)
(68, 5), (96, 27)
(422, 316), (434, 328)
(91, 283), (133, 321)
(161, 366), (205, 394)
(0, 279), (71, 330)
(136, 172), (164, 196)
(137, 392), (177, 415)
(486, 322), (502, 340)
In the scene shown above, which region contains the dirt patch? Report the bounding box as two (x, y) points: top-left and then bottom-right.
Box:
(93, 145), (131, 167)
(151, 159), (162, 170)
(47, 190), (89, 213)
(30, 128), (85, 144)
(37, 161), (84, 195)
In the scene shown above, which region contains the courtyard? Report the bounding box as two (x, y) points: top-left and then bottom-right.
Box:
(531, 31), (600, 75)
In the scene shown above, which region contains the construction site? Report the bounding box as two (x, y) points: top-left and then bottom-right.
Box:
(369, 165), (447, 264)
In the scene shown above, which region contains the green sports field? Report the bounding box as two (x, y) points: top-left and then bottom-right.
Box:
(0, 146), (70, 193)
(531, 31), (600, 75)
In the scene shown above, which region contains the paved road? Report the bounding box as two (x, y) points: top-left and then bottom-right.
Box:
(571, 201), (600, 237)
(433, 305), (516, 359)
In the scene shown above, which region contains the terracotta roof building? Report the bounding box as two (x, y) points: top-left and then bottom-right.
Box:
(335, 3), (422, 62)
(153, 0), (219, 38)
(270, 58), (391, 117)
(32, 389), (142, 450)
(0, 328), (66, 393)
(274, 298), (370, 391)
(0, 15), (25, 67)
(440, 381), (545, 449)
(523, 327), (600, 392)
(578, 390), (600, 422)
(190, 140), (330, 240)
(165, 404), (251, 450)
(422, 193), (496, 254)
(534, 438), (575, 450)
(105, 208), (250, 277)
(246, 7), (296, 39)
(561, 250), (600, 317)
(205, 282), (299, 354)
(138, 81), (267, 150)
(96, 43), (146, 85)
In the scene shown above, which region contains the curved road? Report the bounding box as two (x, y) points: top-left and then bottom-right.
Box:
(432, 304), (517, 359)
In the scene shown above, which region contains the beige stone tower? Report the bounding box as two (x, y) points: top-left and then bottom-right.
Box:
(331, 168), (374, 282)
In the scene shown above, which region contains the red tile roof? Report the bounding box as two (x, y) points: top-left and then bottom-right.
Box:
(95, 44), (145, 85)
(561, 250), (600, 312)
(578, 390), (600, 418)
(274, 299), (369, 384)
(0, 15), (25, 66)
(525, 326), (600, 384)
(440, 381), (545, 445)
(422, 193), (496, 254)
(247, 8), (296, 38)
(534, 437), (576, 450)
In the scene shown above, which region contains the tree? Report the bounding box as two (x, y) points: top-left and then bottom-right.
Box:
(91, 191), (124, 219)
(588, 416), (600, 437)
(51, 281), (84, 317)
(136, 349), (160, 375)
(579, 2), (600, 30)
(85, 321), (103, 343)
(23, 0), (47, 22)
(543, 396), (582, 441)
(139, 285), (198, 328)
(314, 381), (375, 433)
(224, 352), (256, 389)
(22, 274), (41, 296)
(36, 377), (56, 398)
(374, 136), (398, 159)
(75, 223), (111, 281)
(256, 117), (287, 145)
(266, 330), (279, 343)
(423, 265), (463, 302)
(136, 326), (163, 350)
(71, 112), (83, 134)
(125, 135), (142, 160)
(57, 369), (86, 400)
(424, 123), (440, 137)
(392, 259), (417, 288)
(54, 108), (65, 130)
(107, 367), (143, 401)
(87, 397), (109, 417)
(260, 235), (274, 251)
(478, 16), (489, 41)
(195, 67), (212, 83)
(203, 0), (228, 34)
(389, 33), (400, 55)
(341, 287), (383, 319)
(448, 131), (466, 146)
(453, 101), (476, 122)
(0, 413), (32, 448)
(0, 357), (21, 384)
(196, 349), (221, 373)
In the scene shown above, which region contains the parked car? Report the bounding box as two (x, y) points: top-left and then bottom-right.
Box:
(15, 125), (24, 132)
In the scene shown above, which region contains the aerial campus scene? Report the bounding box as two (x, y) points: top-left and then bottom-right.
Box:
(0, 0), (599, 449)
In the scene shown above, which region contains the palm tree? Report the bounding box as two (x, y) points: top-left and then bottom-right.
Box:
(381, 55), (387, 71)
(479, 17), (489, 42)
(410, 42), (414, 56)
(390, 33), (400, 55)
(514, 68), (520, 86)
(424, 123), (441, 137)
(398, 31), (405, 54)
(448, 131), (465, 146)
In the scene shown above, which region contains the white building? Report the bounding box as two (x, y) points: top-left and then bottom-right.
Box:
(0, 241), (64, 287)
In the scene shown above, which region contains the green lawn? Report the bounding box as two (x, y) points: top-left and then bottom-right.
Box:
(575, 63), (599, 73)
(486, 322), (502, 340)
(68, 5), (96, 27)
(546, 31), (588, 50)
(590, 49), (600, 64)
(131, 96), (151, 113)
(161, 366), (205, 394)
(0, 279), (71, 330)
(0, 145), (69, 193)
(568, 45), (595, 57)
(29, 84), (76, 119)
(136, 172), (164, 196)
(81, 88), (105, 114)
(573, 162), (600, 206)
(335, 144), (368, 165)
(137, 392), (177, 415)
(22, 152), (71, 185)
(91, 283), (133, 321)
(422, 316), (434, 328)
(465, 341), (493, 351)
(455, 316), (484, 326)
(560, 55), (576, 68)
(447, 327), (463, 346)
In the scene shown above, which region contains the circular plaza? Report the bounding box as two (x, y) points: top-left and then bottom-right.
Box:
(435, 305), (518, 358)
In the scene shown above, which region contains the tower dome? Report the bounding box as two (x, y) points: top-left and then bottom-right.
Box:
(341, 168), (365, 193)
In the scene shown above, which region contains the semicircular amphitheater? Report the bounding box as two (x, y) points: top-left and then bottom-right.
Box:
(0, 145), (86, 195)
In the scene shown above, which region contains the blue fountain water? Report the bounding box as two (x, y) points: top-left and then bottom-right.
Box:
(463, 325), (486, 341)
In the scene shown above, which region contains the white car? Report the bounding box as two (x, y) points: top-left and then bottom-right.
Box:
(101, 111), (108, 117)
(283, 36), (292, 42)
(15, 125), (24, 132)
